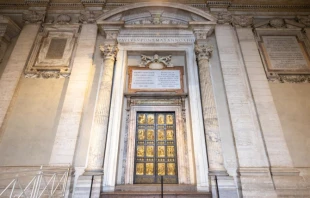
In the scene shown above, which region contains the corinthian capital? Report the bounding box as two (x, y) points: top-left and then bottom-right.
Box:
(195, 44), (213, 61)
(99, 44), (118, 60)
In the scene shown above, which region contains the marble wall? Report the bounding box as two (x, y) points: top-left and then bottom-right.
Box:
(0, 78), (66, 165)
(270, 83), (310, 167)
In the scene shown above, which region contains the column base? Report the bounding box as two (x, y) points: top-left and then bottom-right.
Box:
(74, 175), (102, 198)
(210, 173), (239, 198)
(84, 168), (104, 176)
(272, 167), (309, 197)
(239, 167), (277, 198)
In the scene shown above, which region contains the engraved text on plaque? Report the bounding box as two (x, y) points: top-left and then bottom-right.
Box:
(262, 36), (310, 70)
(128, 67), (184, 93)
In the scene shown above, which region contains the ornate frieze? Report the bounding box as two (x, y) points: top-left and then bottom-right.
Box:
(139, 54), (173, 69)
(216, 12), (232, 24)
(23, 10), (45, 23)
(24, 24), (80, 78)
(55, 14), (71, 24)
(117, 29), (195, 44)
(117, 37), (195, 44)
(128, 98), (183, 107)
(269, 74), (310, 83)
(232, 15), (253, 28)
(99, 44), (118, 60)
(297, 15), (310, 27)
(79, 11), (96, 24)
(25, 71), (69, 79)
(269, 18), (285, 28)
(254, 18), (305, 29)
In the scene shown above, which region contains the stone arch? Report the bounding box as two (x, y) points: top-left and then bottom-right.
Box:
(96, 2), (217, 22)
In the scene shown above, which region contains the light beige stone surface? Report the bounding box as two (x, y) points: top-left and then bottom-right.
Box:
(270, 83), (310, 167)
(49, 24), (97, 165)
(0, 24), (40, 129)
(237, 27), (293, 167)
(0, 78), (65, 165)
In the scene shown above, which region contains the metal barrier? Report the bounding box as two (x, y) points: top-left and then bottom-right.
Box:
(0, 165), (70, 198)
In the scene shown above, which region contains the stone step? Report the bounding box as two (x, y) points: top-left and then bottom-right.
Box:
(115, 184), (197, 192)
(102, 185), (211, 198)
(101, 191), (212, 198)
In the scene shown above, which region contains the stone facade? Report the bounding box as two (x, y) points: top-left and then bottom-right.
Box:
(0, 1), (310, 198)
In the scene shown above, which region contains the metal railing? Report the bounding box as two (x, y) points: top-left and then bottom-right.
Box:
(0, 165), (70, 198)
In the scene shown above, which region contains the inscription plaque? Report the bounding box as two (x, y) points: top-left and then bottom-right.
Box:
(262, 36), (310, 70)
(132, 70), (180, 89)
(46, 38), (67, 59)
(128, 67), (184, 93)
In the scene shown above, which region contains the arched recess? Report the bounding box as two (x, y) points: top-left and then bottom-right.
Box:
(96, 2), (217, 23)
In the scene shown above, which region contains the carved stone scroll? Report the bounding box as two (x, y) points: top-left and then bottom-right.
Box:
(139, 54), (173, 68)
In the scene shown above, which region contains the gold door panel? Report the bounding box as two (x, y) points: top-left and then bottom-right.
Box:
(134, 112), (178, 184)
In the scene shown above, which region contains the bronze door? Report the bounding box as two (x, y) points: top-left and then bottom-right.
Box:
(134, 112), (178, 184)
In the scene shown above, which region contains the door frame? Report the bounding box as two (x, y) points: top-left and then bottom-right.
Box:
(125, 105), (189, 184)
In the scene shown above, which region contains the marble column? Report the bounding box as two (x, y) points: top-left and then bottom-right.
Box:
(49, 24), (97, 164)
(0, 23), (37, 128)
(85, 44), (118, 173)
(195, 44), (226, 174)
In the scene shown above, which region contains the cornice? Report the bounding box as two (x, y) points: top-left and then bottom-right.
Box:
(0, 1), (310, 16)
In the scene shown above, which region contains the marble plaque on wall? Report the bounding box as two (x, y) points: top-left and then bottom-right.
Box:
(24, 25), (80, 78)
(261, 36), (310, 72)
(128, 67), (184, 93)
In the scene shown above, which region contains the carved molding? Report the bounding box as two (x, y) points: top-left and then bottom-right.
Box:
(139, 54), (173, 69)
(98, 21), (123, 40)
(81, 0), (106, 5)
(23, 10), (45, 23)
(117, 37), (195, 44)
(24, 24), (80, 78)
(269, 75), (310, 83)
(99, 44), (118, 60)
(216, 12), (232, 24)
(254, 18), (305, 29)
(269, 18), (285, 28)
(123, 9), (190, 25)
(1, 1), (310, 12)
(56, 14), (71, 24)
(97, 2), (217, 22)
(79, 11), (96, 24)
(195, 44), (213, 61)
(297, 15), (310, 27)
(254, 24), (310, 83)
(232, 15), (253, 28)
(25, 71), (70, 79)
(128, 98), (183, 107)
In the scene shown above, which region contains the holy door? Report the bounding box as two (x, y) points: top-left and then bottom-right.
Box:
(134, 112), (178, 184)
